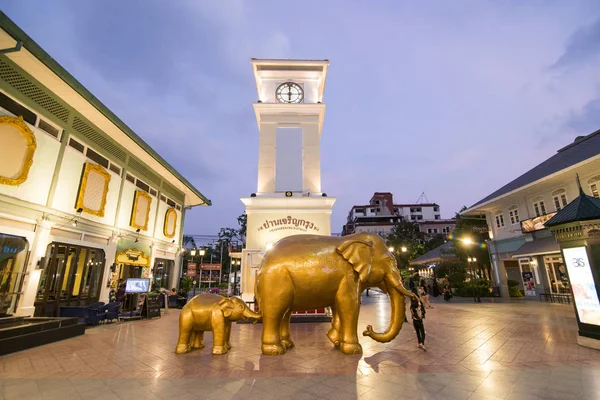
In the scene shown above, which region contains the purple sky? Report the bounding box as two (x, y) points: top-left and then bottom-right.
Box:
(3, 1), (600, 235)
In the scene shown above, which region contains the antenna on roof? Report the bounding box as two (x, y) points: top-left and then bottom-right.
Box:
(415, 192), (430, 204)
(576, 174), (584, 195)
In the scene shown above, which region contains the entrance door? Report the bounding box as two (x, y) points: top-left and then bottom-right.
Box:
(34, 243), (105, 317)
(543, 255), (568, 294)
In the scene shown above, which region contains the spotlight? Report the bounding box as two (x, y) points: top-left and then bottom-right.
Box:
(136, 228), (141, 233)
(76, 208), (83, 214)
(72, 220), (77, 227)
(322, 193), (327, 197)
(171, 240), (175, 244)
(251, 193), (257, 197)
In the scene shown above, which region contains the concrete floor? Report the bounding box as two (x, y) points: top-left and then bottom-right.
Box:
(1, 294), (599, 399)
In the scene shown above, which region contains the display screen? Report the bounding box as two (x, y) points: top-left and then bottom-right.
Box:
(563, 247), (600, 326)
(125, 278), (150, 293)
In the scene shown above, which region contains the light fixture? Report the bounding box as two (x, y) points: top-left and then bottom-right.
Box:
(199, 249), (206, 256)
(190, 248), (197, 256)
(171, 240), (175, 244)
(265, 242), (274, 251)
(72, 220), (77, 227)
(401, 246), (407, 253)
(76, 208), (83, 214)
(461, 237), (473, 245)
(388, 247), (394, 252)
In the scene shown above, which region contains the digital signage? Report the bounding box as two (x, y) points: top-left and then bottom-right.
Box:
(125, 278), (150, 293)
(563, 247), (600, 326)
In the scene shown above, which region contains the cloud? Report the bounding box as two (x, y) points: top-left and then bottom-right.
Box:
(551, 18), (600, 69)
(564, 95), (600, 134)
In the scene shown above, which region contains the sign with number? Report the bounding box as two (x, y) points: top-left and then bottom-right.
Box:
(563, 247), (600, 326)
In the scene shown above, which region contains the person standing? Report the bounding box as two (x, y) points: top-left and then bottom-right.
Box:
(116, 279), (126, 311)
(411, 288), (427, 351)
(420, 282), (433, 309)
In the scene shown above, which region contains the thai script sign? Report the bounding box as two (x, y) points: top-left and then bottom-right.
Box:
(186, 262), (197, 277)
(257, 215), (320, 233)
(200, 263), (221, 271)
(521, 212), (557, 233)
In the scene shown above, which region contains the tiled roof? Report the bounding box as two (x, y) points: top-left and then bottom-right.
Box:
(468, 129), (600, 209)
(545, 188), (600, 227)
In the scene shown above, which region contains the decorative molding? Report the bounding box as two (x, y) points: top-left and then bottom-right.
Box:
(163, 208), (177, 238)
(130, 190), (152, 231)
(0, 115), (37, 186)
(75, 163), (111, 217)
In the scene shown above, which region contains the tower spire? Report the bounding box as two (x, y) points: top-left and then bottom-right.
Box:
(576, 173), (584, 196)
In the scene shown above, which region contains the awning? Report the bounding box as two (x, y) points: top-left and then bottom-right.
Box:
(511, 236), (560, 258)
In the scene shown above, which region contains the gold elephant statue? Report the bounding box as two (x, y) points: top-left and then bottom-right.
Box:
(255, 233), (416, 356)
(175, 294), (260, 355)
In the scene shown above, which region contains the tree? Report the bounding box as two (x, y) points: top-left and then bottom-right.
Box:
(386, 221), (425, 268)
(450, 205), (492, 281)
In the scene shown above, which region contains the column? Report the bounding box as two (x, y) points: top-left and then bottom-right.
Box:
(18, 218), (53, 316)
(171, 250), (185, 290)
(99, 234), (119, 303)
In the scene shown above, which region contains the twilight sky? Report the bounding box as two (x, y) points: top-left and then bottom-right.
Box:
(3, 1), (600, 236)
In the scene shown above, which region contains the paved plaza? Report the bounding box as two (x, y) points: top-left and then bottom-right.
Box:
(2, 295), (600, 400)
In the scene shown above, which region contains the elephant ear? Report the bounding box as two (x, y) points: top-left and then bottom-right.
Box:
(336, 239), (373, 283)
(219, 298), (234, 318)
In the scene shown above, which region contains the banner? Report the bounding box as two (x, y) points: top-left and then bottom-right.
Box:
(522, 271), (536, 296)
(200, 263), (221, 271)
(563, 246), (600, 326)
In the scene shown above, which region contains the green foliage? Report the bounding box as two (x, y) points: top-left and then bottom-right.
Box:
(386, 221), (425, 268)
(435, 261), (464, 279)
(180, 276), (194, 293)
(218, 282), (228, 289)
(509, 286), (524, 297)
(507, 279), (520, 288)
(454, 278), (493, 297)
(448, 269), (467, 288)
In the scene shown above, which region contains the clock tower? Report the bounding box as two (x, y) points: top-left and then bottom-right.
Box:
(239, 59), (336, 301)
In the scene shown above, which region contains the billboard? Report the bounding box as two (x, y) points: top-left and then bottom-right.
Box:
(521, 212), (557, 233)
(563, 247), (600, 326)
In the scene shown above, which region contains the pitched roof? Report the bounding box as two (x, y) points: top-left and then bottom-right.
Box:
(409, 241), (458, 265)
(545, 187), (600, 227)
(468, 129), (600, 209)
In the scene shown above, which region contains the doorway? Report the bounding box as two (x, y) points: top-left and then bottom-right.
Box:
(34, 242), (105, 317)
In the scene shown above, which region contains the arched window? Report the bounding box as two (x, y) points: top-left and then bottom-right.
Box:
(551, 188), (568, 211)
(588, 175), (600, 198)
(508, 205), (520, 225)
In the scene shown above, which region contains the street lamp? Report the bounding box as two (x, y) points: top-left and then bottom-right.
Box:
(190, 248), (197, 257)
(466, 253), (481, 303)
(388, 247), (394, 253)
(401, 246), (407, 253)
(198, 248), (206, 291)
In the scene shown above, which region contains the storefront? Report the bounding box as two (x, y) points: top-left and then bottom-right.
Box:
(0, 233), (29, 316)
(34, 242), (105, 317)
(511, 235), (563, 297)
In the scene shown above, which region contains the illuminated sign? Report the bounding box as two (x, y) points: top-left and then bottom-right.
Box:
(521, 212), (557, 233)
(563, 247), (600, 326)
(200, 264), (221, 271)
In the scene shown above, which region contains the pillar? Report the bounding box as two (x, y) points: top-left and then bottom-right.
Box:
(99, 234), (119, 303)
(18, 218), (52, 316)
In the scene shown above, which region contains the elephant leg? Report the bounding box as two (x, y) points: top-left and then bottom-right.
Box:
(175, 308), (193, 354)
(327, 305), (341, 347)
(225, 321), (232, 350)
(336, 286), (362, 355)
(211, 312), (228, 355)
(261, 308), (287, 356)
(190, 331), (205, 349)
(280, 309), (294, 349)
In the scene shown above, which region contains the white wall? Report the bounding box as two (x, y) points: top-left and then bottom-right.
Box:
(275, 127), (303, 192)
(154, 199), (182, 245)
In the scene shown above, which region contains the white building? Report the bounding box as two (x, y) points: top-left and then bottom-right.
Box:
(342, 192), (454, 237)
(0, 14), (210, 316)
(462, 131), (600, 298)
(239, 59), (336, 301)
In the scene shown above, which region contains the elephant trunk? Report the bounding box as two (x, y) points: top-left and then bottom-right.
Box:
(243, 307), (261, 324)
(362, 284), (406, 343)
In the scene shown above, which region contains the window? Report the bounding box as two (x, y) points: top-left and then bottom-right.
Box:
(38, 119), (60, 139)
(590, 182), (600, 198)
(160, 195), (167, 202)
(433, 206), (439, 212)
(167, 199), (176, 207)
(370, 208), (375, 212)
(553, 194), (568, 211)
(109, 163), (121, 176)
(508, 206), (519, 225)
(125, 173), (135, 184)
(149, 188), (157, 197)
(410, 215), (416, 220)
(175, 204), (182, 211)
(85, 148), (109, 169)
(495, 213), (505, 228)
(434, 215), (440, 220)
(135, 179), (150, 193)
(68, 138), (85, 153)
(532, 198), (546, 217)
(0, 91), (36, 125)
(417, 215), (423, 220)
(428, 228), (432, 234)
(433, 228), (438, 234)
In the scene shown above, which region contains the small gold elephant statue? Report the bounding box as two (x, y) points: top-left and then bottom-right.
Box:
(175, 294), (261, 355)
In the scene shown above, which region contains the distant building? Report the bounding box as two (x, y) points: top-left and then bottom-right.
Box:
(342, 192), (456, 237)
(462, 129), (600, 298)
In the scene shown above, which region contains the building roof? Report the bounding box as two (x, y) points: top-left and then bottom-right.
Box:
(0, 11), (211, 207)
(409, 241), (458, 265)
(395, 203), (439, 207)
(545, 186), (600, 227)
(466, 129), (600, 211)
(417, 219), (457, 225)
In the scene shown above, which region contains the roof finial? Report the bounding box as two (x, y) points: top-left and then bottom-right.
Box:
(576, 173), (584, 195)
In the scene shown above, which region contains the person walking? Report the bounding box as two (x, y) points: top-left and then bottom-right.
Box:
(420, 282), (433, 309)
(410, 288), (427, 351)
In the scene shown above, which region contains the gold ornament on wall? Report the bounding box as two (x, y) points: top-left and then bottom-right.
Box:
(0, 115), (37, 186)
(131, 190), (152, 231)
(164, 208), (177, 238)
(75, 163), (111, 217)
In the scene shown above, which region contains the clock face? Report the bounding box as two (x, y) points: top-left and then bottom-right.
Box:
(276, 82), (304, 104)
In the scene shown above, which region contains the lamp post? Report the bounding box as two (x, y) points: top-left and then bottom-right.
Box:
(461, 238), (481, 303)
(199, 248), (206, 292)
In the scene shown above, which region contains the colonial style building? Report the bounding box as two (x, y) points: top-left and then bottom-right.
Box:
(341, 192), (455, 238)
(0, 13), (210, 317)
(462, 130), (600, 298)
